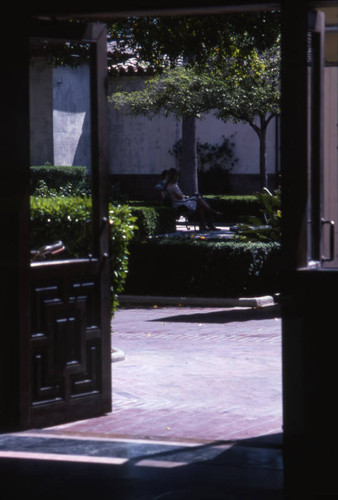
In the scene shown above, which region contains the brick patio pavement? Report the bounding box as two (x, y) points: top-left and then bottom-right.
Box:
(49, 302), (282, 444)
(0, 301), (284, 498)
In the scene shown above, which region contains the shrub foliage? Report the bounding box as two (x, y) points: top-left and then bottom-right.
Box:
(125, 238), (280, 298)
(30, 182), (279, 304)
(30, 165), (90, 195)
(30, 196), (137, 311)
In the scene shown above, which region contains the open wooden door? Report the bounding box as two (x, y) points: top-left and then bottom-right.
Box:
(22, 20), (111, 429)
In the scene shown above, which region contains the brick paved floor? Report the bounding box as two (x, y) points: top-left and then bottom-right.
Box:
(50, 303), (282, 444)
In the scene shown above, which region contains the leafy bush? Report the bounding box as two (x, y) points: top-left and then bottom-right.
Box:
(236, 188), (282, 242)
(31, 166), (127, 202)
(30, 196), (93, 257)
(30, 165), (90, 195)
(127, 195), (262, 236)
(125, 238), (280, 298)
(30, 196), (137, 310)
(129, 205), (176, 239)
(204, 195), (262, 222)
(108, 204), (138, 310)
(30, 192), (280, 305)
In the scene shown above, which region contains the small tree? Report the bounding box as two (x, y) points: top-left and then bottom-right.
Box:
(109, 43), (280, 193)
(211, 44), (281, 190)
(108, 13), (280, 194)
(109, 67), (214, 194)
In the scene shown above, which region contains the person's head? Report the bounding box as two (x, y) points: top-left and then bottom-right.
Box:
(165, 168), (178, 185)
(160, 169), (168, 180)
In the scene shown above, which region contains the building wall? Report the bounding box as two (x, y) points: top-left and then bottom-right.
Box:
(29, 59), (54, 166)
(53, 64), (92, 170)
(29, 62), (92, 170)
(108, 77), (181, 177)
(108, 76), (279, 187)
(30, 64), (279, 195)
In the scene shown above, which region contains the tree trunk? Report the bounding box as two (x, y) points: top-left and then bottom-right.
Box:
(250, 116), (269, 191)
(259, 123), (268, 191)
(180, 115), (198, 195)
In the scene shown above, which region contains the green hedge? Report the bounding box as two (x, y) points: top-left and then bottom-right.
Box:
(127, 195), (263, 238)
(125, 238), (280, 298)
(129, 205), (176, 239)
(30, 194), (279, 303)
(30, 165), (89, 193)
(30, 196), (137, 310)
(30, 166), (127, 202)
(30, 196), (92, 257)
(204, 195), (262, 222)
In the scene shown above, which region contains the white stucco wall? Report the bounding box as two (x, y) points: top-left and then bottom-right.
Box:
(29, 59), (54, 166)
(108, 75), (278, 177)
(52, 64), (91, 169)
(30, 65), (278, 180)
(196, 114), (277, 176)
(108, 77), (181, 175)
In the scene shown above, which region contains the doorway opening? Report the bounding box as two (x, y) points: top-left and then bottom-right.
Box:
(1, 1), (336, 496)
(28, 8), (283, 445)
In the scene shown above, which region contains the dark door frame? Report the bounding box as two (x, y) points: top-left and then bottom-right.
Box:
(280, 1), (338, 494)
(1, 0), (338, 495)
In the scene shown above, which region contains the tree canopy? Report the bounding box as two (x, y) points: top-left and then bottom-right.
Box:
(211, 44), (280, 125)
(211, 43), (281, 189)
(109, 42), (280, 191)
(109, 66), (214, 118)
(109, 12), (281, 193)
(110, 43), (280, 122)
(108, 12), (280, 71)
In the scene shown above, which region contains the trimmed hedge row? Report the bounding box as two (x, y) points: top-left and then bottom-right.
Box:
(127, 195), (263, 238)
(30, 165), (89, 192)
(129, 205), (176, 239)
(30, 166), (126, 201)
(30, 166), (262, 223)
(130, 196), (262, 219)
(30, 193), (279, 301)
(125, 238), (281, 298)
(204, 195), (262, 222)
(30, 166), (262, 232)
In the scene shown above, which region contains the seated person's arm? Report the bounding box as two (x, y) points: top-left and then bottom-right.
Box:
(170, 184), (184, 200)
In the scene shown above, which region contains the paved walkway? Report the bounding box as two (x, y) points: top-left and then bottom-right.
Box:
(0, 301), (284, 498)
(49, 301), (282, 444)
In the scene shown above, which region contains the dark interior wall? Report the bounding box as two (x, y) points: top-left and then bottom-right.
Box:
(0, 16), (31, 429)
(1, 1), (338, 496)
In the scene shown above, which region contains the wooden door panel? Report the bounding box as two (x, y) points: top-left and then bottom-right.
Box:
(29, 260), (110, 427)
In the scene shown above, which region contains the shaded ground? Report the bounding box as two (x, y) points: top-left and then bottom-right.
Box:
(51, 303), (282, 443)
(0, 303), (284, 498)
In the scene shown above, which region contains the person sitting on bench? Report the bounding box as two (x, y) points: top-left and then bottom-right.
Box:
(155, 170), (168, 196)
(163, 168), (221, 231)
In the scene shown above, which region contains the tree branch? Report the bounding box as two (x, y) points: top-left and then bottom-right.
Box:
(248, 120), (261, 137)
